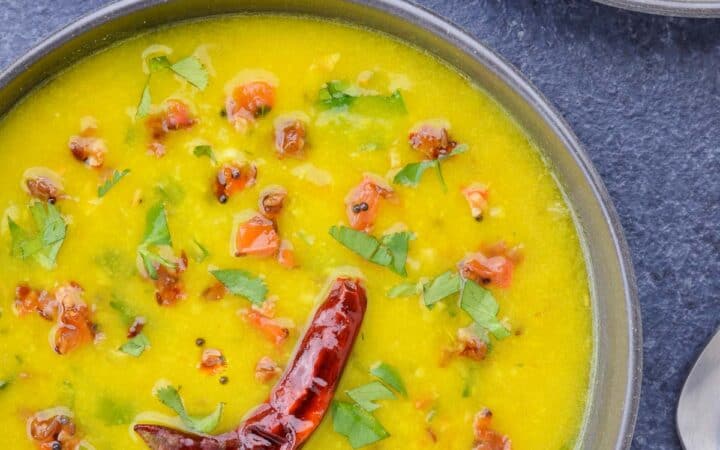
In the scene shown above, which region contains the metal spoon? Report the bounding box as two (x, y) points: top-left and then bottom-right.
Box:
(677, 328), (720, 449)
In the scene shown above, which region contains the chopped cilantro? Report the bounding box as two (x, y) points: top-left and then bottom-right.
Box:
(8, 202), (67, 269)
(171, 56), (209, 90)
(97, 396), (136, 425)
(190, 238), (209, 263)
(393, 144), (468, 189)
(318, 80), (406, 115)
(370, 362), (407, 397)
(328, 226), (411, 276)
(0, 380), (9, 390)
(423, 271), (461, 306)
(98, 169), (130, 198)
(149, 55), (171, 72)
(193, 145), (216, 163)
(136, 81), (152, 118)
(210, 269), (267, 305)
(109, 297), (135, 326)
(386, 282), (420, 298)
(332, 401), (390, 448)
(137, 202), (175, 280)
(155, 385), (223, 433)
(460, 280), (511, 340)
(119, 333), (150, 357)
(347, 381), (395, 412)
(318, 80), (356, 108)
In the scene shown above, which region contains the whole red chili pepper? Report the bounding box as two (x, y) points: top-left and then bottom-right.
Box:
(135, 277), (367, 450)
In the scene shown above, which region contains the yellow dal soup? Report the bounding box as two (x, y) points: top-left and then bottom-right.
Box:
(0, 15), (592, 450)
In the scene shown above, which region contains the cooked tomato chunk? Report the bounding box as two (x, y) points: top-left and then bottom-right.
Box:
(68, 117), (107, 168)
(409, 123), (457, 159)
(202, 282), (228, 301)
(241, 307), (293, 346)
(199, 348), (227, 375)
(457, 326), (488, 362)
(23, 167), (64, 203)
(226, 81), (275, 130)
(213, 162), (257, 203)
(127, 316), (146, 338)
(14, 284), (55, 320)
(462, 183), (489, 221)
(459, 243), (522, 289)
(274, 118), (307, 158)
(146, 99), (196, 157)
(234, 213), (280, 257)
(345, 174), (393, 232)
(255, 356), (281, 383)
(28, 409), (81, 450)
(473, 408), (512, 450)
(258, 185), (287, 219)
(53, 283), (96, 355)
(154, 253), (188, 307)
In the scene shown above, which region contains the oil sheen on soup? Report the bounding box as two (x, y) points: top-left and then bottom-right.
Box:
(0, 15), (592, 450)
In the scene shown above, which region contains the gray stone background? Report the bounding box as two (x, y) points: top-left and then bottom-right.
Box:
(1, 1), (717, 449)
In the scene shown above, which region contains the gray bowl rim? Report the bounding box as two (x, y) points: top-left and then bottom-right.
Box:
(0, 0), (642, 448)
(594, 0), (720, 17)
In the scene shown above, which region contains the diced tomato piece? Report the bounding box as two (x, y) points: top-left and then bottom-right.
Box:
(277, 240), (296, 269)
(258, 185), (287, 219)
(213, 163), (257, 203)
(25, 177), (62, 204)
(255, 356), (281, 383)
(202, 282), (228, 301)
(154, 253), (188, 307)
(457, 326), (488, 362)
(68, 119), (107, 169)
(274, 118), (306, 158)
(459, 252), (515, 288)
(345, 175), (393, 232)
(408, 123), (457, 159)
(234, 214), (280, 257)
(127, 316), (146, 338)
(199, 348), (227, 375)
(473, 408), (512, 450)
(28, 410), (80, 449)
(462, 183), (489, 221)
(146, 99), (196, 157)
(14, 284), (55, 320)
(226, 81), (275, 130)
(53, 283), (96, 355)
(241, 309), (292, 346)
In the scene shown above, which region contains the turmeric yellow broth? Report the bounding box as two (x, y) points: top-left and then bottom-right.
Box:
(0, 15), (592, 450)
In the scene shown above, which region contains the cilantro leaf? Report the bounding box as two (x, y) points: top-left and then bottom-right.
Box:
(423, 271), (461, 306)
(155, 385), (223, 433)
(98, 169), (130, 198)
(318, 80), (356, 108)
(347, 381), (395, 412)
(193, 145), (216, 163)
(210, 269), (267, 305)
(171, 57), (208, 90)
(136, 81), (152, 119)
(392, 160), (436, 187)
(141, 202), (172, 247)
(318, 81), (407, 116)
(387, 282), (420, 298)
(460, 280), (511, 340)
(332, 401), (390, 448)
(149, 55), (171, 72)
(329, 226), (411, 276)
(370, 362), (407, 397)
(119, 333), (150, 357)
(190, 238), (209, 263)
(8, 202), (67, 269)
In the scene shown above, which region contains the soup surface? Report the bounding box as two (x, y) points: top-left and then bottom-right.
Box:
(0, 15), (592, 450)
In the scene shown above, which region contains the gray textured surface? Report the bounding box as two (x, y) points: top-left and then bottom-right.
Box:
(1, 1), (718, 449)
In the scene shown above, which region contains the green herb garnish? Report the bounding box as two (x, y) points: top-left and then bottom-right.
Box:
(460, 280), (511, 340)
(119, 333), (150, 357)
(136, 82), (152, 119)
(347, 381), (395, 412)
(137, 202), (175, 279)
(318, 80), (406, 115)
(190, 238), (209, 263)
(8, 202), (67, 269)
(328, 226), (412, 276)
(155, 385), (223, 433)
(170, 56), (209, 90)
(370, 362), (407, 397)
(210, 269), (267, 305)
(98, 169), (130, 198)
(393, 144), (468, 189)
(423, 271), (461, 306)
(193, 145), (216, 164)
(386, 282), (420, 298)
(332, 401), (390, 449)
(97, 396), (136, 425)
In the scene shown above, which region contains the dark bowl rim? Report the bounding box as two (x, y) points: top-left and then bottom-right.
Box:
(0, 0), (643, 448)
(594, 0), (720, 17)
